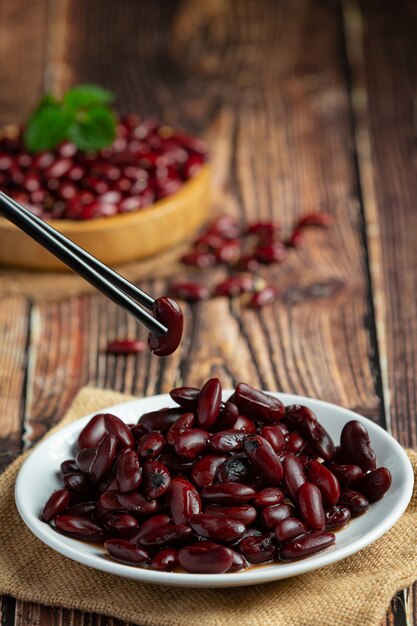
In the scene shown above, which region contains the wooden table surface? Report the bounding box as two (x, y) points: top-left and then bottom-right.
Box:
(0, 0), (416, 624)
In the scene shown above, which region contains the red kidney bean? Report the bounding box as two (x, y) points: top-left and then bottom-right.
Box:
(286, 227), (304, 248)
(102, 513), (139, 535)
(296, 213), (332, 228)
(138, 407), (184, 433)
(139, 523), (192, 547)
(105, 339), (146, 354)
(214, 402), (239, 431)
(234, 383), (285, 423)
(130, 423), (147, 440)
(68, 501), (96, 517)
(178, 542), (234, 574)
(168, 477), (202, 524)
(340, 420), (376, 472)
(214, 275), (254, 297)
(281, 531), (335, 560)
(41, 489), (70, 522)
(261, 503), (294, 529)
(285, 431), (306, 454)
(55, 515), (105, 541)
(306, 460), (341, 507)
(77, 414), (106, 450)
(148, 297), (184, 357)
(338, 489), (369, 516)
(244, 435), (283, 486)
(116, 449), (142, 493)
(149, 547), (178, 571)
(89, 434), (118, 483)
(190, 513), (246, 542)
(180, 250), (217, 268)
(283, 454), (307, 501)
(98, 477), (119, 495)
(252, 487), (285, 508)
(204, 505), (257, 526)
(327, 463), (363, 487)
(142, 460), (171, 499)
(228, 549), (247, 572)
(247, 221), (280, 237)
(276, 422), (289, 436)
(105, 539), (149, 564)
(232, 415), (256, 433)
(351, 467), (392, 502)
(201, 483), (255, 505)
(159, 450), (194, 474)
(191, 454), (227, 488)
(75, 448), (96, 473)
(169, 386), (200, 410)
(63, 472), (92, 496)
(166, 413), (195, 446)
(217, 454), (252, 484)
(255, 242), (286, 264)
(238, 533), (276, 564)
(324, 505), (351, 530)
(130, 514), (171, 544)
(249, 286), (279, 308)
(210, 430), (246, 453)
(100, 491), (158, 515)
(169, 282), (210, 302)
(275, 518), (308, 543)
(197, 378), (222, 429)
(284, 404), (317, 428)
(174, 428), (210, 461)
(103, 414), (135, 449)
(215, 239), (241, 264)
(60, 459), (78, 475)
(260, 425), (285, 453)
(138, 431), (165, 459)
(297, 482), (325, 531)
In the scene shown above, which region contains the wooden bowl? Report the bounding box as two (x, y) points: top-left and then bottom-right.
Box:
(0, 165), (211, 271)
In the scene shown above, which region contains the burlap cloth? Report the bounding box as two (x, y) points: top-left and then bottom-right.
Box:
(1, 386), (416, 626)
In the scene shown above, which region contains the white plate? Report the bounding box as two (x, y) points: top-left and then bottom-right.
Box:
(15, 392), (414, 588)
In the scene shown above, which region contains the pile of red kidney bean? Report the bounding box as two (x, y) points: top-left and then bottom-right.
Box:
(169, 213), (332, 308)
(0, 117), (207, 220)
(41, 379), (391, 574)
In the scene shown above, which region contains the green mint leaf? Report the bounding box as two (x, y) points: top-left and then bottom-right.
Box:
(24, 100), (73, 152)
(64, 85), (114, 111)
(67, 106), (116, 151)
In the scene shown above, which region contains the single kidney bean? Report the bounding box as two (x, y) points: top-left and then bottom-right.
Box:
(284, 431), (306, 455)
(351, 467), (392, 502)
(139, 523), (192, 547)
(77, 414), (106, 450)
(116, 449), (142, 493)
(197, 378), (222, 429)
(178, 542), (234, 574)
(201, 482), (256, 505)
(255, 242), (286, 264)
(214, 275), (254, 297)
(210, 430), (246, 453)
(232, 415), (257, 433)
(297, 482), (325, 531)
(54, 515), (105, 541)
(138, 431), (165, 459)
(215, 402), (239, 431)
(89, 434), (118, 483)
(235, 383), (285, 424)
(261, 503), (294, 529)
(191, 454), (227, 488)
(260, 425), (285, 453)
(327, 463), (363, 487)
(252, 487), (285, 508)
(149, 547), (178, 571)
(148, 297), (184, 357)
(61, 459), (78, 475)
(104, 539), (149, 564)
(324, 505), (351, 530)
(306, 460), (341, 507)
(68, 501), (96, 517)
(217, 454), (252, 484)
(228, 549), (247, 572)
(340, 420), (377, 472)
(138, 407), (184, 433)
(105, 339), (145, 354)
(249, 286), (279, 308)
(63, 472), (92, 496)
(338, 489), (369, 515)
(275, 517), (308, 543)
(190, 514), (246, 543)
(102, 513), (139, 536)
(281, 531), (335, 560)
(284, 404), (317, 430)
(215, 239), (241, 264)
(302, 417), (335, 461)
(180, 250), (216, 268)
(130, 514), (171, 545)
(204, 505), (257, 526)
(142, 460), (171, 499)
(238, 534), (276, 564)
(169, 281), (210, 302)
(103, 414), (135, 449)
(167, 477), (202, 524)
(283, 454), (307, 501)
(100, 490), (158, 515)
(174, 428), (210, 461)
(75, 448), (96, 473)
(130, 423), (146, 440)
(169, 386), (200, 410)
(166, 412), (195, 446)
(41, 489), (70, 522)
(243, 435), (283, 486)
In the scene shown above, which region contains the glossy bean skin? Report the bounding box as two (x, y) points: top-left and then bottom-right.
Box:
(142, 460), (171, 499)
(340, 421), (377, 472)
(169, 386), (200, 410)
(201, 482), (256, 505)
(174, 428), (210, 461)
(284, 432), (306, 455)
(327, 463), (363, 487)
(283, 454), (306, 501)
(274, 518), (308, 543)
(41, 489), (70, 522)
(306, 460), (340, 507)
(60, 459), (78, 475)
(166, 413), (195, 446)
(89, 434), (118, 483)
(190, 513), (246, 542)
(63, 472), (92, 497)
(281, 532), (335, 560)
(232, 415), (257, 433)
(252, 487), (285, 508)
(217, 454), (252, 484)
(297, 482), (325, 531)
(167, 477), (202, 524)
(54, 515), (105, 541)
(301, 417), (335, 462)
(75, 448), (96, 473)
(77, 414), (106, 450)
(191, 454), (227, 488)
(283, 405), (317, 430)
(210, 430), (246, 453)
(102, 513), (139, 536)
(105, 539), (149, 564)
(149, 547), (178, 571)
(243, 435), (283, 486)
(138, 432), (165, 459)
(261, 503), (294, 529)
(159, 450), (194, 474)
(148, 297), (184, 357)
(204, 505), (257, 526)
(338, 489), (369, 516)
(67, 501), (96, 517)
(351, 467), (392, 502)
(99, 491), (158, 515)
(324, 505), (351, 530)
(228, 550), (248, 572)
(169, 281), (210, 302)
(260, 425), (285, 453)
(178, 542), (234, 574)
(215, 402), (239, 431)
(130, 514), (171, 545)
(139, 523), (192, 547)
(103, 414), (134, 449)
(197, 378), (222, 428)
(238, 534), (276, 564)
(234, 383), (285, 424)
(138, 407), (184, 433)
(116, 449), (142, 493)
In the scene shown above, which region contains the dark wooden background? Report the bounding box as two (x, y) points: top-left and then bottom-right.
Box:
(0, 0), (416, 624)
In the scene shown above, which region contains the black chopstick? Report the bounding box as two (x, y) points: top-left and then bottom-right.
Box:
(0, 192), (167, 337)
